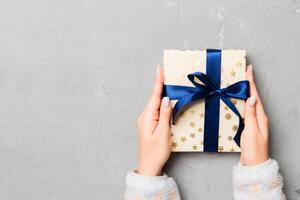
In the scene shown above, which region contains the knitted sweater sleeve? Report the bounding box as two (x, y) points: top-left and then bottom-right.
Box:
(232, 158), (285, 200)
(124, 159), (285, 200)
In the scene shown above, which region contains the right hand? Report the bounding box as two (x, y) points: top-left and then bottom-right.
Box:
(240, 65), (269, 166)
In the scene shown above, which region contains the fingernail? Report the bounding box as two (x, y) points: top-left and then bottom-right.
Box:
(246, 64), (252, 71)
(249, 64), (253, 72)
(162, 97), (170, 108)
(156, 65), (160, 74)
(249, 96), (256, 106)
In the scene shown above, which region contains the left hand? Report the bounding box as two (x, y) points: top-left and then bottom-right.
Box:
(136, 66), (172, 176)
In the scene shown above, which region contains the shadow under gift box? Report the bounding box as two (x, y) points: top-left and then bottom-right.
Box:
(163, 49), (247, 152)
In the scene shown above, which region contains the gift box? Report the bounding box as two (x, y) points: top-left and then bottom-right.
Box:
(163, 49), (249, 152)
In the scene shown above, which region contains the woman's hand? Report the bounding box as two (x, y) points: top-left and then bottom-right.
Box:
(240, 65), (269, 166)
(137, 66), (172, 176)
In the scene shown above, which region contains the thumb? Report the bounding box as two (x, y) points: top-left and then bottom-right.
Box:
(157, 97), (172, 134)
(244, 96), (259, 130)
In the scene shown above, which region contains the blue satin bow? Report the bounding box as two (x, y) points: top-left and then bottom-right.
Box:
(163, 49), (250, 152)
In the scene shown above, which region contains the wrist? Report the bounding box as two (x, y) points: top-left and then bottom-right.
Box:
(240, 156), (269, 166)
(239, 158), (272, 168)
(138, 165), (162, 176)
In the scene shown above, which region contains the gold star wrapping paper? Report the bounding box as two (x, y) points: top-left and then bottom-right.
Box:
(164, 50), (246, 152)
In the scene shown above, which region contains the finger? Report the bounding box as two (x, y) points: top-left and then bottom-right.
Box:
(145, 66), (164, 119)
(155, 97), (172, 138)
(246, 65), (268, 135)
(244, 96), (259, 132)
(246, 65), (264, 112)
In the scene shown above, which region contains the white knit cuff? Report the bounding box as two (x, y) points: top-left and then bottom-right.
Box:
(232, 159), (284, 200)
(233, 159), (279, 185)
(125, 169), (179, 199)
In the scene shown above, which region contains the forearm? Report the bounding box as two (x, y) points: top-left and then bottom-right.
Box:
(233, 158), (285, 200)
(124, 169), (180, 200)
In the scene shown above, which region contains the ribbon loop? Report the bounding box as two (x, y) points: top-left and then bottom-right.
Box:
(165, 73), (249, 124)
(188, 72), (218, 90)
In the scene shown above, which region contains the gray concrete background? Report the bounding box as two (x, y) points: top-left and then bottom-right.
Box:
(0, 0), (299, 199)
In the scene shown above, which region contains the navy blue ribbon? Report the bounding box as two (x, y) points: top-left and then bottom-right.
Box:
(163, 49), (250, 152)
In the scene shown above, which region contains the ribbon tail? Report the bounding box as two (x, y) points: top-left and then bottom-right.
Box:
(163, 85), (199, 100)
(220, 96), (245, 147)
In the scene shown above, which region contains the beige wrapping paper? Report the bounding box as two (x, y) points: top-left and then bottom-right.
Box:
(164, 50), (246, 152)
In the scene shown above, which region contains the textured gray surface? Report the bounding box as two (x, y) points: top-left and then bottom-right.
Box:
(0, 0), (299, 199)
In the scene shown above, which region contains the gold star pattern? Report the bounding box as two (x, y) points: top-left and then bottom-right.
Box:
(218, 146), (224, 152)
(198, 127), (203, 132)
(231, 99), (238, 105)
(172, 142), (178, 149)
(190, 133), (195, 138)
(225, 113), (232, 120)
(230, 148), (235, 152)
(189, 121), (196, 127)
(180, 136), (186, 143)
(230, 70), (236, 77)
(199, 112), (204, 118)
(227, 136), (233, 141)
(236, 61), (243, 68)
(192, 144), (197, 150)
(190, 109), (195, 114)
(232, 125), (238, 131)
(224, 106), (229, 110)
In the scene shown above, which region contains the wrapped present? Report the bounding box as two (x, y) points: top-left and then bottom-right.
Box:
(163, 49), (249, 152)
